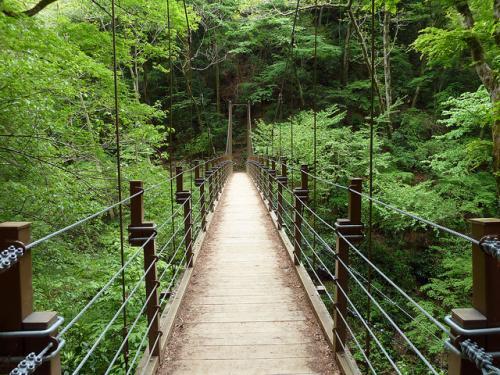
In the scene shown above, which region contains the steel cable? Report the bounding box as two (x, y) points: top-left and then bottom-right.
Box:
(26, 159), (217, 251)
(71, 256), (161, 374)
(284, 184), (449, 338)
(335, 280), (402, 374)
(104, 278), (160, 374)
(110, 0), (129, 366)
(336, 230), (450, 335)
(336, 254), (439, 374)
(251, 162), (449, 337)
(334, 309), (377, 374)
(350, 267), (444, 343)
(256, 157), (478, 244)
(126, 307), (161, 375)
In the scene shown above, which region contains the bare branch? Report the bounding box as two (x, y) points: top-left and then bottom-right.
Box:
(24, 0), (58, 16)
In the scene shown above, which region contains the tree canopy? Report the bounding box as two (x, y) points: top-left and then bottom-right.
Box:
(0, 0), (499, 372)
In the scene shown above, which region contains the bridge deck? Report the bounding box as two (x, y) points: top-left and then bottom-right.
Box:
(159, 172), (336, 374)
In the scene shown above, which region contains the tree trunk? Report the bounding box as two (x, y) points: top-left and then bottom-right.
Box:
(129, 46), (140, 98)
(143, 63), (149, 104)
(493, 90), (500, 191)
(346, 4), (386, 114)
(411, 62), (425, 108)
(455, 0), (500, 191)
(342, 21), (352, 86)
(292, 61), (305, 107)
(215, 47), (220, 115)
(383, 11), (393, 134)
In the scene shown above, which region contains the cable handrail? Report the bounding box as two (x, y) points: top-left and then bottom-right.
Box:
(159, 252), (191, 306)
(104, 216), (196, 375)
(26, 158), (223, 251)
(300, 251), (334, 304)
(139, 332), (162, 375)
(285, 178), (449, 337)
(336, 230), (450, 336)
(266, 162), (401, 374)
(336, 253), (439, 374)
(58, 198), (189, 338)
(71, 252), (160, 373)
(72, 211), (193, 373)
(25, 194), (196, 372)
(104, 275), (160, 374)
(286, 198), (439, 352)
(249, 161), (451, 366)
(251, 157), (478, 245)
(334, 308), (377, 375)
(350, 267), (445, 343)
(334, 277), (402, 374)
(126, 306), (161, 375)
(250, 160), (463, 334)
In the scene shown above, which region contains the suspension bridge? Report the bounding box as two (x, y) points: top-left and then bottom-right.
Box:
(0, 105), (500, 375)
(1, 0), (500, 372)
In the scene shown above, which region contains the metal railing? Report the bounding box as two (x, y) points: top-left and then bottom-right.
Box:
(0, 156), (233, 375)
(247, 155), (500, 375)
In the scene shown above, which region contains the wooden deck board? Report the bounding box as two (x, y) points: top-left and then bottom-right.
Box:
(158, 172), (336, 375)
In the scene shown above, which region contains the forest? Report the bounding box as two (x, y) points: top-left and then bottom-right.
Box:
(0, 0), (499, 373)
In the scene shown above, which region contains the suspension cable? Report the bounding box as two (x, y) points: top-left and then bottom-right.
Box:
(167, 0), (177, 256)
(181, 0), (215, 155)
(249, 161), (451, 336)
(272, 0), (301, 169)
(335, 279), (402, 374)
(336, 230), (450, 335)
(365, 0), (376, 358)
(312, 0), (319, 267)
(24, 159), (217, 251)
(258, 157), (479, 245)
(334, 308), (377, 374)
(291, 199), (444, 345)
(110, 0), (129, 368)
(250, 164), (443, 371)
(104, 215), (192, 374)
(351, 267), (444, 342)
(58, 199), (188, 338)
(337, 254), (439, 374)
(71, 207), (191, 373)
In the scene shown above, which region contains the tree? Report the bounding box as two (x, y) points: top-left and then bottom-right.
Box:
(414, 0), (500, 191)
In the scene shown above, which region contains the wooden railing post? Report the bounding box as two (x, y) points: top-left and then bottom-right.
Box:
(175, 167), (193, 267)
(216, 161), (222, 198)
(333, 178), (363, 355)
(268, 160), (276, 212)
(0, 222), (62, 375)
(253, 159), (258, 189)
(128, 181), (161, 359)
(222, 159), (229, 186)
(264, 158), (270, 198)
(194, 161), (207, 231)
(259, 157), (265, 193)
(292, 165), (309, 265)
(212, 161), (218, 201)
(448, 218), (500, 374)
(205, 161), (214, 213)
(276, 159), (288, 230)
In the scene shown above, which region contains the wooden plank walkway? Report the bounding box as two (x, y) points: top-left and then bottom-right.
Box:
(160, 172), (337, 375)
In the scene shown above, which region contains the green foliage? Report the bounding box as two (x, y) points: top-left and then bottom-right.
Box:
(413, 27), (467, 67)
(437, 86), (492, 139)
(1, 0), (499, 373)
